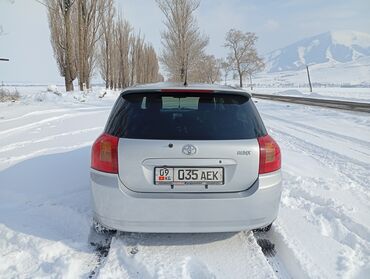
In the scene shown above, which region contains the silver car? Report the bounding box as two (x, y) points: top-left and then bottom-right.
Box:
(90, 83), (282, 233)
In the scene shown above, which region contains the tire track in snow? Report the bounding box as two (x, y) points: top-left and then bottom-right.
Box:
(0, 106), (108, 123)
(278, 172), (370, 278)
(255, 225), (327, 279)
(0, 127), (102, 154)
(0, 142), (93, 170)
(0, 110), (109, 137)
(261, 113), (370, 165)
(261, 110), (370, 195)
(258, 108), (370, 278)
(269, 124), (370, 223)
(270, 127), (370, 197)
(261, 112), (370, 150)
(97, 232), (278, 278)
(86, 228), (115, 279)
(281, 173), (370, 274)
(284, 179), (370, 245)
(262, 126), (370, 277)
(254, 232), (294, 279)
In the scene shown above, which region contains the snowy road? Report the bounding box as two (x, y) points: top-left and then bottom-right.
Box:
(0, 93), (369, 278)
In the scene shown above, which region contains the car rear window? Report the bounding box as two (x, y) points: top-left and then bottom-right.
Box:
(105, 92), (267, 140)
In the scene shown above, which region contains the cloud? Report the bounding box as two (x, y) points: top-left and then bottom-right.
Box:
(264, 19), (280, 32)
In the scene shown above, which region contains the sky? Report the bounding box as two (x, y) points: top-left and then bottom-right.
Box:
(0, 0), (369, 84)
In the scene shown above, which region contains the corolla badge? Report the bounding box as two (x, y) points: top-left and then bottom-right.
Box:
(182, 144), (197, 156)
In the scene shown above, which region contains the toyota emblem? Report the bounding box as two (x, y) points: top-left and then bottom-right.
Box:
(182, 144), (197, 156)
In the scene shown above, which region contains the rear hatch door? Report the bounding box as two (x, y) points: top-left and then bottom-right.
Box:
(104, 90), (267, 193)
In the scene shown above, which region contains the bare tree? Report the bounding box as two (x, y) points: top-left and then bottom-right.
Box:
(190, 55), (221, 84)
(115, 17), (133, 88)
(98, 0), (115, 89)
(207, 56), (222, 84)
(133, 33), (145, 84)
(46, 0), (104, 92)
(77, 0), (105, 90)
(156, 0), (208, 83)
(220, 58), (232, 85)
(129, 33), (138, 86)
(224, 29), (264, 88)
(247, 58), (264, 90)
(46, 0), (77, 92)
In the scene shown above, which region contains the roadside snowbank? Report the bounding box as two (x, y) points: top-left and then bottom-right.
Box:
(252, 87), (370, 103)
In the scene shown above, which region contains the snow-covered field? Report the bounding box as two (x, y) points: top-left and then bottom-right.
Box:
(254, 56), (370, 88)
(0, 87), (369, 278)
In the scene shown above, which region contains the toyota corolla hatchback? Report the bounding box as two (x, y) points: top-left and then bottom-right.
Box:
(90, 83), (282, 233)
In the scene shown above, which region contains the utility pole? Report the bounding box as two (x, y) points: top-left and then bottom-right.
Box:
(249, 73), (253, 91)
(306, 65), (312, 93)
(1, 58), (10, 86)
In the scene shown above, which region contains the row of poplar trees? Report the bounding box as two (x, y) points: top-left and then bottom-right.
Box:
(46, 0), (162, 92)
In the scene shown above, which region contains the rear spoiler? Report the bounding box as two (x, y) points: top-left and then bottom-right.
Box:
(120, 88), (252, 98)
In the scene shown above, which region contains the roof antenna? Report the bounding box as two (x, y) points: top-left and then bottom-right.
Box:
(184, 70), (188, 87)
(184, 53), (189, 87)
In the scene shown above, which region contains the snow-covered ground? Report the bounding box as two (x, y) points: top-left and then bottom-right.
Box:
(0, 87), (369, 278)
(257, 100), (370, 278)
(254, 56), (370, 87)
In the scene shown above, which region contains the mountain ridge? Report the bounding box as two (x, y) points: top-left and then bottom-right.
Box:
(265, 30), (370, 73)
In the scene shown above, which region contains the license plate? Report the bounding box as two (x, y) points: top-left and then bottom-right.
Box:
(154, 167), (224, 185)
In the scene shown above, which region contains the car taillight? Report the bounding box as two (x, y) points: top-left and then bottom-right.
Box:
(91, 133), (119, 174)
(258, 135), (281, 174)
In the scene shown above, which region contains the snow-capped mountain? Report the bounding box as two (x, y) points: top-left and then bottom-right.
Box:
(265, 30), (370, 73)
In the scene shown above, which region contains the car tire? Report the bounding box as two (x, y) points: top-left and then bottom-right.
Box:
(253, 223), (272, 233)
(93, 218), (117, 235)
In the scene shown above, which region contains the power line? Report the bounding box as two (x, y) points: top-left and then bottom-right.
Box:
(34, 0), (48, 8)
(33, 0), (55, 11)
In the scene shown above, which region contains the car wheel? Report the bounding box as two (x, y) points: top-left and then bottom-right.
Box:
(253, 223), (272, 233)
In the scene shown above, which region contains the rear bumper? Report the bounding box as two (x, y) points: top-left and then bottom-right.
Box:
(90, 169), (282, 233)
